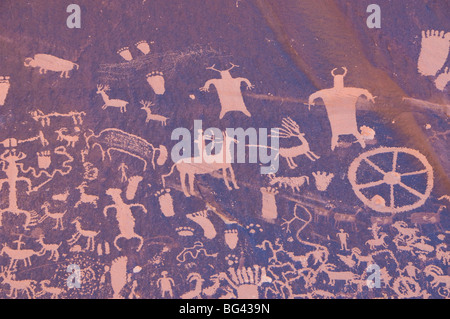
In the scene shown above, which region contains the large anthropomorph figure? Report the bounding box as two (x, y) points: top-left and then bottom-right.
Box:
(200, 63), (254, 119)
(308, 67), (376, 150)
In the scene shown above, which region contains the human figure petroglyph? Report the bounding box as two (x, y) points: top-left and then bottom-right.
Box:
(140, 100), (168, 126)
(308, 67), (375, 150)
(96, 85), (129, 113)
(336, 229), (349, 251)
(274, 117), (319, 168)
(0, 76), (10, 106)
(157, 271), (175, 298)
(104, 188), (147, 252)
(348, 147), (433, 214)
(200, 63), (253, 119)
(0, 144), (73, 196)
(417, 30), (450, 76)
(24, 54), (79, 78)
(30, 109), (86, 127)
(67, 217), (99, 251)
(36, 234), (61, 261)
(85, 128), (168, 170)
(118, 162), (128, 183)
(0, 149), (38, 229)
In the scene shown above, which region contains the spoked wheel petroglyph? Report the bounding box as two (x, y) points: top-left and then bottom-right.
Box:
(348, 147), (433, 213)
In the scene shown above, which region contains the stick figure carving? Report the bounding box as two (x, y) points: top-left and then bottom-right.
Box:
(200, 63), (253, 119)
(308, 67), (376, 150)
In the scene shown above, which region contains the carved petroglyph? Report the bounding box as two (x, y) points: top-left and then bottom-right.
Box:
(85, 128), (168, 170)
(24, 54), (79, 78)
(417, 30), (450, 76)
(200, 63), (253, 119)
(274, 117), (319, 168)
(308, 67), (375, 150)
(0, 76), (10, 106)
(104, 188), (146, 252)
(348, 147), (433, 213)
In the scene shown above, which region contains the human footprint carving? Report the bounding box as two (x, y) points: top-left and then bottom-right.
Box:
(187, 210), (217, 239)
(146, 71), (165, 95)
(155, 189), (175, 217)
(417, 30), (450, 76)
(224, 229), (239, 249)
(117, 47), (133, 61)
(435, 67), (450, 91)
(135, 40), (152, 55)
(0, 76), (10, 106)
(260, 187), (279, 220)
